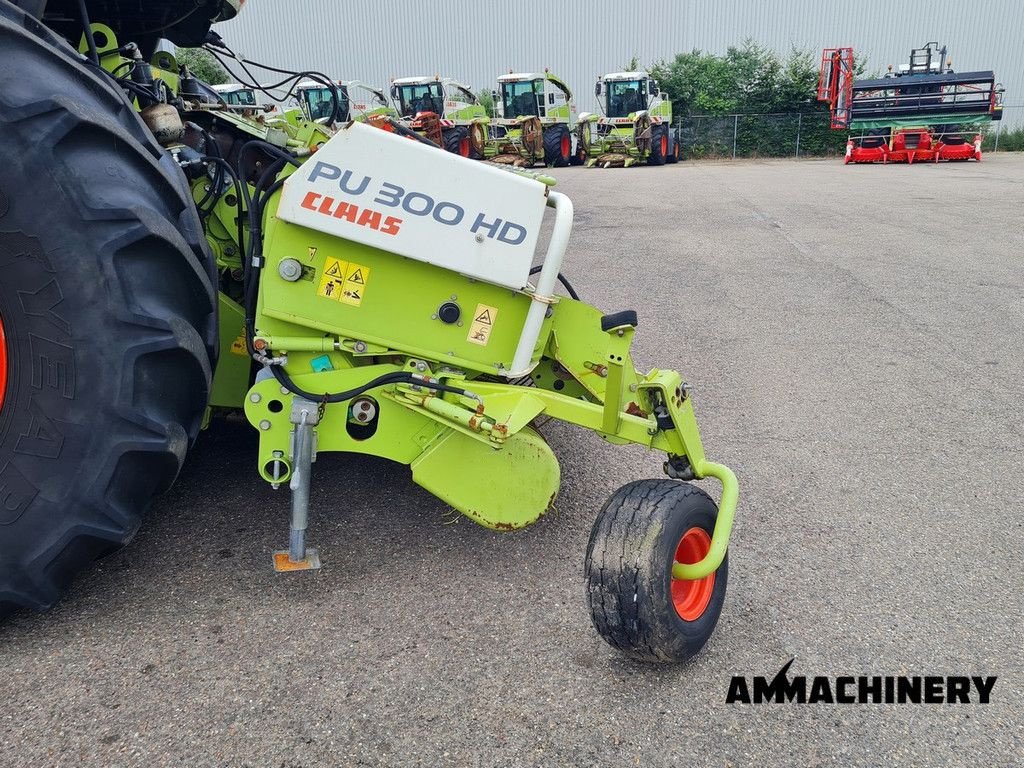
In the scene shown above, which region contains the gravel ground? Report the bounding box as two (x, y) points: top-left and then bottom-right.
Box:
(2, 154), (1022, 768)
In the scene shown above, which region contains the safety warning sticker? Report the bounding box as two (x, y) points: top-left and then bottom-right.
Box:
(318, 258), (371, 306)
(467, 303), (497, 346)
(340, 262), (370, 307)
(318, 257), (348, 301)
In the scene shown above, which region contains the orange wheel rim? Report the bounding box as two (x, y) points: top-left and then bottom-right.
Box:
(459, 137), (470, 156)
(560, 133), (570, 158)
(671, 527), (715, 621)
(661, 135), (668, 156)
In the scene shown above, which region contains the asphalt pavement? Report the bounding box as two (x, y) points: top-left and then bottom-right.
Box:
(2, 153), (1022, 767)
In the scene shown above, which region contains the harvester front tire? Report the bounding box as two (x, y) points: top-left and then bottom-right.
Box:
(543, 124), (572, 167)
(0, 3), (217, 618)
(585, 480), (728, 662)
(648, 125), (667, 166)
(666, 130), (681, 163)
(574, 124), (590, 165)
(443, 126), (472, 157)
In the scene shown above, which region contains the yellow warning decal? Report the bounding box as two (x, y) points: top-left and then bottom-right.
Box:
(230, 330), (247, 356)
(318, 257), (348, 301)
(323, 257), (346, 278)
(340, 262), (370, 307)
(317, 257), (370, 306)
(467, 303), (497, 346)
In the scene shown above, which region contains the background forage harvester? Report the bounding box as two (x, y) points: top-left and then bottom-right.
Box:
(578, 70), (681, 167)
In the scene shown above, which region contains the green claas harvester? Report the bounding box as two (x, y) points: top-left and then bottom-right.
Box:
(481, 69), (578, 167)
(294, 79), (397, 125)
(579, 70), (681, 167)
(0, 0), (737, 662)
(389, 75), (489, 158)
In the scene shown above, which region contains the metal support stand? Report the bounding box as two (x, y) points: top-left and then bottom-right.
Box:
(273, 398), (322, 572)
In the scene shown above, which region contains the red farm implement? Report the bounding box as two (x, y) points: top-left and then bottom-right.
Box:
(818, 43), (1003, 165)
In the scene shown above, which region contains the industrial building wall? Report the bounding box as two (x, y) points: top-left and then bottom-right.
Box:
(215, 0), (1022, 125)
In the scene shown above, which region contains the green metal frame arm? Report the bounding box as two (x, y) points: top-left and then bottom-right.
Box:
(672, 460), (737, 580)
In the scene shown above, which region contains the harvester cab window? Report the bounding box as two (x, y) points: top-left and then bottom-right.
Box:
(548, 80), (570, 109)
(502, 80), (542, 118)
(453, 86), (479, 107)
(397, 84), (444, 116)
(222, 88), (256, 106)
(606, 80), (645, 117)
(301, 86), (349, 123)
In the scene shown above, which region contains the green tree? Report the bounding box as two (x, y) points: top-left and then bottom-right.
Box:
(651, 41), (852, 157)
(476, 88), (496, 117)
(177, 48), (229, 85)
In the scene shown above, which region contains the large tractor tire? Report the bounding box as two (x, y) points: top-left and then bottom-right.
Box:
(0, 3), (218, 617)
(574, 124), (590, 165)
(648, 124), (668, 166)
(543, 124), (572, 167)
(666, 129), (681, 163)
(443, 126), (473, 158)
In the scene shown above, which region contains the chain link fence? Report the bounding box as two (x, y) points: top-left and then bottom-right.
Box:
(987, 105), (1024, 151)
(676, 105), (1024, 159)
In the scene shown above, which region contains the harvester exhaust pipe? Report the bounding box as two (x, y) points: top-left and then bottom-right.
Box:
(273, 398), (322, 571)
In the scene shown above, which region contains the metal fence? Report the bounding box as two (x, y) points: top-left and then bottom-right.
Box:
(676, 104), (1024, 159)
(990, 105), (1024, 151)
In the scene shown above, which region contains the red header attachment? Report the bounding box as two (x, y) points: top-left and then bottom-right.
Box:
(818, 48), (855, 129)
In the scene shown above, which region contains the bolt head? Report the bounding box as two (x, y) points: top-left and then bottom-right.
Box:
(259, 420), (272, 430)
(278, 258), (303, 282)
(250, 393), (262, 403)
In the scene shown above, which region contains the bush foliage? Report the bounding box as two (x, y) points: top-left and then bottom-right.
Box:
(650, 41), (847, 157)
(177, 47), (229, 86)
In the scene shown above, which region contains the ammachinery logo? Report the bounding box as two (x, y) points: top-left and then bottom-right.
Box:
(726, 659), (997, 705)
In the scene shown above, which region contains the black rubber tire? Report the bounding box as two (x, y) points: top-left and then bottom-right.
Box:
(543, 124), (571, 167)
(443, 126), (472, 157)
(574, 124), (589, 165)
(0, 2), (218, 618)
(860, 127), (890, 149)
(647, 125), (667, 166)
(666, 129), (681, 163)
(585, 479), (728, 662)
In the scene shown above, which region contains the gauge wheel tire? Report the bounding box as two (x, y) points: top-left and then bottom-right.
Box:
(585, 479), (728, 662)
(543, 124), (572, 167)
(0, 3), (218, 618)
(647, 125), (667, 166)
(443, 126), (473, 157)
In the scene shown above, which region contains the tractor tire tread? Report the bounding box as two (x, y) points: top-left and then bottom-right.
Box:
(0, 1), (217, 618)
